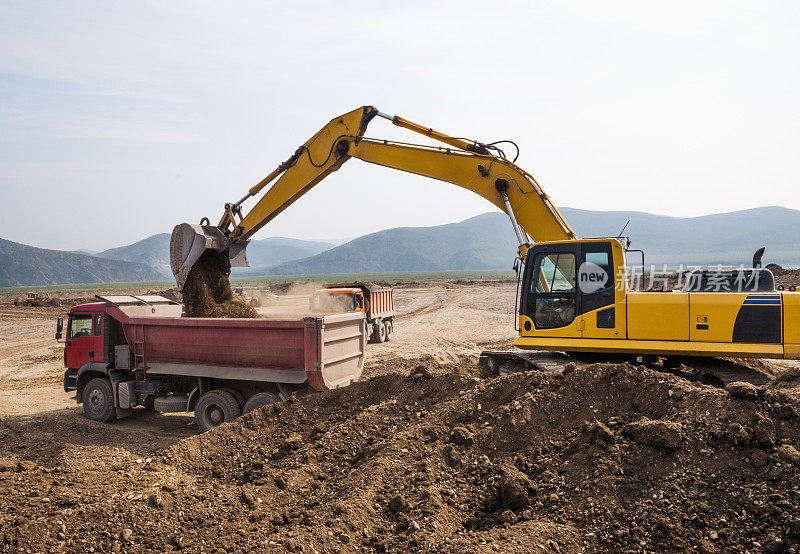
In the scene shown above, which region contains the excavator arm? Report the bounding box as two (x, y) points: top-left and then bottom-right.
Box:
(170, 106), (577, 289)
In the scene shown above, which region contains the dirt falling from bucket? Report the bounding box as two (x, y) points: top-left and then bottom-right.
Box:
(182, 249), (258, 318)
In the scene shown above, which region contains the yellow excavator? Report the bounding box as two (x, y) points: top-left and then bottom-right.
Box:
(170, 106), (800, 379)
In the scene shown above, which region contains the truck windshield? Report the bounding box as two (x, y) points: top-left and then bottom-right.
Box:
(69, 314), (93, 339)
(311, 293), (355, 313)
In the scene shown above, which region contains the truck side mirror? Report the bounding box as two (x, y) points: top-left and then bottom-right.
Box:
(55, 317), (63, 342)
(513, 258), (520, 272)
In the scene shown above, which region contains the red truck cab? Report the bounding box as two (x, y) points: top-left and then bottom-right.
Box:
(310, 287), (364, 314)
(59, 302), (107, 391)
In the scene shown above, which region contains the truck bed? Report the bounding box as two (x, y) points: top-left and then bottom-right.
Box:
(110, 307), (366, 391)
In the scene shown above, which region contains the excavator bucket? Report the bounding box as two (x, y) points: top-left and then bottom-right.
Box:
(170, 223), (251, 291)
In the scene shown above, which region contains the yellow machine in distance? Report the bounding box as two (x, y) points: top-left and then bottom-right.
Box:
(232, 287), (260, 308)
(169, 106), (800, 366)
(14, 292), (61, 307)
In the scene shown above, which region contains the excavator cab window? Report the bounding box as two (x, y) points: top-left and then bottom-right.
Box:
(529, 252), (577, 329)
(579, 245), (615, 314)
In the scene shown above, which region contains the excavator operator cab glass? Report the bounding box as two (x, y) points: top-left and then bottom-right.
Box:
(529, 252), (577, 329)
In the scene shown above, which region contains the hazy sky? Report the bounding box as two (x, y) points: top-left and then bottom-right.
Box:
(1, 1), (798, 251)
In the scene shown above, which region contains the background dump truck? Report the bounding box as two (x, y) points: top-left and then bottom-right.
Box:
(311, 283), (395, 343)
(57, 295), (367, 432)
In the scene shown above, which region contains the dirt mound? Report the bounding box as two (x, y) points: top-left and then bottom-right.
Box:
(767, 263), (800, 288)
(181, 249), (258, 318)
(145, 287), (181, 303)
(3, 358), (800, 552)
(163, 362), (800, 552)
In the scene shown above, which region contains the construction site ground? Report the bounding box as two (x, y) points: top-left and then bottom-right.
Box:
(2, 279), (800, 552)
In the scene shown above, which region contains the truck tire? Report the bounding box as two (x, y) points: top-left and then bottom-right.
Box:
(82, 377), (115, 423)
(372, 320), (386, 343)
(220, 388), (246, 411)
(153, 395), (189, 413)
(195, 390), (242, 433)
(243, 392), (281, 414)
(384, 320), (393, 341)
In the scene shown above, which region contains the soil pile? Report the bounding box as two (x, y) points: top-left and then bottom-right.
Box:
(767, 264), (800, 288)
(181, 249), (258, 318)
(4, 359), (800, 552)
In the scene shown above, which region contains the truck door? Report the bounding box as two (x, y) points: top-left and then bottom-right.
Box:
(64, 312), (104, 368)
(64, 313), (94, 369)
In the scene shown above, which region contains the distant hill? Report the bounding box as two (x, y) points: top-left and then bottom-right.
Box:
(99, 234), (172, 276)
(561, 206), (800, 266)
(267, 213), (520, 275)
(97, 234), (334, 277)
(0, 238), (164, 287)
(4, 206), (798, 286)
(231, 237), (334, 275)
(264, 206), (800, 275)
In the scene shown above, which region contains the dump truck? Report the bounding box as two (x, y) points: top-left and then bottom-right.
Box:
(311, 283), (395, 343)
(57, 295), (366, 431)
(15, 292), (60, 307)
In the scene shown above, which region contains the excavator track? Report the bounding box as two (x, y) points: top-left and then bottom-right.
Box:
(478, 350), (774, 387)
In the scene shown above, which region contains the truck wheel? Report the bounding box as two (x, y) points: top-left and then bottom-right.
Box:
(82, 377), (115, 423)
(153, 395), (189, 412)
(384, 320), (393, 341)
(195, 390), (241, 433)
(220, 388), (246, 411)
(243, 392), (281, 414)
(373, 321), (386, 343)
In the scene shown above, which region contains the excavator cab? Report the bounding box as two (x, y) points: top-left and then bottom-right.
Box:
(518, 239), (621, 338)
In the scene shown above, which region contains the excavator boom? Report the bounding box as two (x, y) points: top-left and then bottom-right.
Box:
(169, 106), (575, 289)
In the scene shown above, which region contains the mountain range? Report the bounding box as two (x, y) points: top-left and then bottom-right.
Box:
(561, 206), (800, 267)
(1, 206), (798, 286)
(264, 206), (800, 275)
(0, 239), (163, 287)
(96, 234), (334, 277)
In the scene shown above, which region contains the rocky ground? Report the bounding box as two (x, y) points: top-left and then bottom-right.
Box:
(1, 280), (800, 552)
